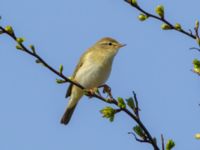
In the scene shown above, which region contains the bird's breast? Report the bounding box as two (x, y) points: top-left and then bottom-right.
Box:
(75, 57), (113, 89)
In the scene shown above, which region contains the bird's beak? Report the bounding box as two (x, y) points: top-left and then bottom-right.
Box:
(118, 43), (126, 48)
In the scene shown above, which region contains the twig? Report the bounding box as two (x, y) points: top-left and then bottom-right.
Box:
(124, 0), (197, 40)
(132, 91), (140, 118)
(128, 132), (150, 143)
(161, 134), (165, 150)
(0, 26), (84, 89)
(115, 108), (122, 114)
(190, 47), (200, 52)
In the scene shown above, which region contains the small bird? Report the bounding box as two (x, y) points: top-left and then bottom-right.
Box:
(60, 37), (125, 125)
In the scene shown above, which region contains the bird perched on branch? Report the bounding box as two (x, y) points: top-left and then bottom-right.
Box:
(60, 37), (126, 125)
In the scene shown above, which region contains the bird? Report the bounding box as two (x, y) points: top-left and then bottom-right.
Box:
(60, 37), (126, 125)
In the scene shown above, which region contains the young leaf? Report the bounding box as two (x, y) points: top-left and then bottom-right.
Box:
(56, 79), (66, 84)
(16, 44), (23, 50)
(16, 37), (25, 43)
(196, 38), (200, 46)
(126, 97), (135, 110)
(59, 64), (63, 74)
(133, 125), (145, 138)
(5, 26), (14, 35)
(138, 14), (148, 21)
(30, 45), (36, 54)
(195, 133), (200, 139)
(155, 5), (165, 18)
(117, 97), (126, 109)
(174, 23), (182, 30)
(161, 24), (171, 30)
(195, 20), (199, 29)
(166, 139), (175, 150)
(131, 0), (137, 6)
(193, 59), (200, 74)
(100, 106), (116, 122)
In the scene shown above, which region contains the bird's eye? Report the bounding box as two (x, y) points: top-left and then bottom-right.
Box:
(108, 42), (112, 46)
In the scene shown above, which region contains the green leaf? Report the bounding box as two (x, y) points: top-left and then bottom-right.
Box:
(16, 44), (23, 50)
(193, 67), (200, 74)
(133, 125), (145, 138)
(59, 64), (63, 74)
(155, 5), (164, 18)
(195, 133), (200, 139)
(196, 38), (200, 46)
(195, 20), (199, 29)
(193, 59), (200, 68)
(56, 79), (66, 84)
(117, 97), (126, 109)
(174, 23), (182, 30)
(126, 97), (135, 110)
(100, 106), (115, 122)
(138, 14), (148, 21)
(161, 24), (171, 30)
(193, 59), (200, 74)
(16, 37), (25, 43)
(5, 26), (14, 35)
(30, 45), (36, 54)
(166, 139), (175, 150)
(131, 0), (137, 6)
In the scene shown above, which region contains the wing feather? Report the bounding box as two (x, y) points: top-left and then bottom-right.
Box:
(65, 49), (90, 98)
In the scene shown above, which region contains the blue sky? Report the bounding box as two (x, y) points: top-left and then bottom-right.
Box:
(0, 0), (200, 150)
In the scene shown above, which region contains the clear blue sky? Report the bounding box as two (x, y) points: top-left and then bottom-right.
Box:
(0, 0), (200, 150)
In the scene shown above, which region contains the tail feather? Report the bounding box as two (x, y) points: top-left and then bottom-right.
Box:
(60, 104), (77, 125)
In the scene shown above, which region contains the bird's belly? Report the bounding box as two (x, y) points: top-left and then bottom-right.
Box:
(75, 63), (111, 89)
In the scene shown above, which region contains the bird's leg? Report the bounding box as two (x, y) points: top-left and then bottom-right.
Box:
(98, 84), (112, 98)
(84, 87), (100, 98)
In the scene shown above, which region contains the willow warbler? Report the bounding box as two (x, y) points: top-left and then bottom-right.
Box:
(60, 37), (125, 125)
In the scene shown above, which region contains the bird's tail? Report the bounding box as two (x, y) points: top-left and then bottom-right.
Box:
(60, 104), (77, 125)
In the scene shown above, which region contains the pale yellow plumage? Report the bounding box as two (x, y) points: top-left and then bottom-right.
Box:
(60, 37), (125, 125)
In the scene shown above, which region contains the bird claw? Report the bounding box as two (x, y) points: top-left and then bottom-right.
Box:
(99, 84), (111, 94)
(84, 88), (99, 98)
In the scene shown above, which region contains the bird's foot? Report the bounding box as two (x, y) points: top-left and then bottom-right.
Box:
(98, 84), (113, 99)
(83, 87), (100, 98)
(99, 84), (111, 94)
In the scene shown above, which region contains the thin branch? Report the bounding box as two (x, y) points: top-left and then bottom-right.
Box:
(115, 108), (122, 114)
(0, 26), (84, 90)
(132, 91), (140, 118)
(0, 25), (160, 150)
(128, 132), (150, 143)
(161, 134), (165, 150)
(190, 47), (200, 52)
(124, 0), (197, 40)
(123, 108), (159, 150)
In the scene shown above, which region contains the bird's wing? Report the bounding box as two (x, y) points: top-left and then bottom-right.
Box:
(65, 50), (89, 98)
(65, 61), (83, 98)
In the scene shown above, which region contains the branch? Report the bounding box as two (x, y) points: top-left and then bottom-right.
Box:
(132, 91), (140, 118)
(161, 134), (165, 150)
(0, 24), (160, 150)
(124, 0), (199, 43)
(128, 132), (150, 143)
(124, 0), (200, 78)
(0, 26), (84, 89)
(190, 47), (200, 52)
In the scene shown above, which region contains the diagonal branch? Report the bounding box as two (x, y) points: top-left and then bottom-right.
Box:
(0, 26), (84, 89)
(0, 25), (160, 150)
